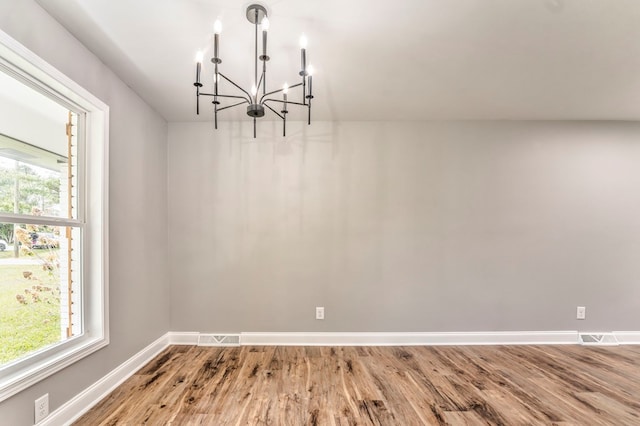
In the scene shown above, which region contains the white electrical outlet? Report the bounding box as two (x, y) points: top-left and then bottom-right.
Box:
(315, 306), (325, 320)
(35, 393), (49, 423)
(577, 306), (586, 320)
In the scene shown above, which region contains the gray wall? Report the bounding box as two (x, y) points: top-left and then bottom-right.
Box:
(0, 1), (169, 424)
(168, 120), (640, 333)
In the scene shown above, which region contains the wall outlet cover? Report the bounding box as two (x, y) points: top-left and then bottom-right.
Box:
(315, 306), (325, 320)
(576, 306), (586, 320)
(35, 393), (49, 423)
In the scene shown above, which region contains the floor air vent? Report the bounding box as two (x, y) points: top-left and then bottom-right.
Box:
(198, 334), (241, 347)
(579, 333), (619, 346)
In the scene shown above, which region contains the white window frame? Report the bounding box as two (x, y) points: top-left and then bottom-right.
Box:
(0, 28), (109, 402)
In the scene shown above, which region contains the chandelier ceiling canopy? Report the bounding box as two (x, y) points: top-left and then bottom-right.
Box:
(193, 3), (315, 138)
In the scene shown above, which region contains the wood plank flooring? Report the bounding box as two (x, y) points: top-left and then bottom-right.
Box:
(75, 344), (640, 425)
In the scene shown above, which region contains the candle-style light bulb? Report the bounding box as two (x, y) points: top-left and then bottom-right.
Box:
(299, 34), (308, 75)
(213, 20), (222, 60)
(261, 17), (269, 58)
(195, 51), (204, 85)
(307, 65), (314, 102)
(282, 81), (289, 136)
(251, 84), (257, 101)
(283, 83), (288, 108)
(306, 65), (314, 125)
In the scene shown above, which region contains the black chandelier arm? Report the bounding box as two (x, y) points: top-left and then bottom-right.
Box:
(283, 115), (287, 137)
(262, 102), (284, 120)
(217, 100), (249, 112)
(254, 10), (259, 90)
(302, 76), (306, 105)
(199, 93), (250, 104)
(196, 86), (201, 115)
(218, 72), (253, 103)
(259, 82), (303, 104)
(257, 70), (265, 94)
(263, 98), (307, 107)
(199, 92), (242, 101)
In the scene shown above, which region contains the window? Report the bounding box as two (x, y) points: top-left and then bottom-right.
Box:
(0, 29), (108, 402)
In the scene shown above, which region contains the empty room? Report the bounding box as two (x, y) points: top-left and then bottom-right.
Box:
(1, 0), (639, 424)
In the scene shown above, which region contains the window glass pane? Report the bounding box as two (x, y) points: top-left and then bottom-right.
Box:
(0, 70), (77, 219)
(0, 223), (80, 367)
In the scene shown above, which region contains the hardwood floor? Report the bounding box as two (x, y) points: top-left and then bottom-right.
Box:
(75, 344), (640, 425)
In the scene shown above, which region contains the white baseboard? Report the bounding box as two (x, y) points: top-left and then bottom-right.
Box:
(613, 331), (640, 344)
(167, 331), (199, 345)
(239, 331), (580, 346)
(39, 333), (170, 426)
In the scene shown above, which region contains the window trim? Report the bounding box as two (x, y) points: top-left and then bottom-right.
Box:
(0, 28), (109, 402)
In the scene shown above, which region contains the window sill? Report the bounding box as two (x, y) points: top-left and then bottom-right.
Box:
(0, 334), (109, 402)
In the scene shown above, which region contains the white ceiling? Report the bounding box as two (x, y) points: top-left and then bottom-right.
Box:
(35, 0), (640, 122)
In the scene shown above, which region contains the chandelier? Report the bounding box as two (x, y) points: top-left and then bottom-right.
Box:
(193, 4), (315, 138)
